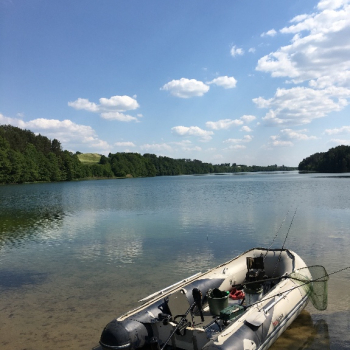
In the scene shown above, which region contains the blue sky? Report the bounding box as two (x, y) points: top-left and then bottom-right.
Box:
(1, 0), (350, 166)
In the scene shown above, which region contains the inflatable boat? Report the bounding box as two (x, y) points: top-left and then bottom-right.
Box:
(100, 248), (328, 350)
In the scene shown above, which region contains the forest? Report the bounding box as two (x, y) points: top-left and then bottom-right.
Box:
(0, 125), (295, 184)
(298, 145), (350, 172)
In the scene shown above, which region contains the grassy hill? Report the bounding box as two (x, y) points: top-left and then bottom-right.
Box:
(77, 153), (101, 164)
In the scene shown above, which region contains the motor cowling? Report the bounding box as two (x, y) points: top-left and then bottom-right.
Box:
(100, 319), (149, 350)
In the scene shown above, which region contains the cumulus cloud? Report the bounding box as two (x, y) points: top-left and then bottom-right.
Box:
(99, 95), (139, 111)
(280, 128), (317, 140)
(324, 125), (350, 134)
(240, 115), (256, 123)
(249, 48), (256, 53)
(241, 126), (252, 132)
(261, 29), (277, 37)
(224, 135), (253, 144)
(329, 138), (350, 145)
(68, 98), (99, 112)
(253, 86), (350, 125)
(207, 76), (237, 89)
(256, 1), (350, 88)
(171, 126), (214, 141)
(0, 113), (109, 151)
(206, 115), (256, 130)
(269, 128), (317, 147)
(206, 119), (243, 130)
(68, 94), (140, 122)
(101, 112), (138, 122)
(269, 138), (294, 147)
(161, 78), (210, 98)
(230, 45), (244, 57)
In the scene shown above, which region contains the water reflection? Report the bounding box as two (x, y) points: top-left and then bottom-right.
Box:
(78, 232), (143, 265)
(0, 209), (65, 248)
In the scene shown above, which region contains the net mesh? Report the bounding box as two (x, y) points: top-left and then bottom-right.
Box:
(289, 265), (329, 311)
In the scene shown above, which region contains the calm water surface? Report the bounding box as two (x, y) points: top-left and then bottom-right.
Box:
(0, 172), (349, 349)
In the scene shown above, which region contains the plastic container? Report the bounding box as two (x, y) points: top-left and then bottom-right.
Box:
(207, 288), (229, 315)
(219, 304), (245, 322)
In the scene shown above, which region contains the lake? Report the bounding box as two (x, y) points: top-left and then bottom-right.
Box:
(0, 172), (349, 350)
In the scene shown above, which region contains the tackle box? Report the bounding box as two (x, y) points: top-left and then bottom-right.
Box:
(219, 304), (245, 322)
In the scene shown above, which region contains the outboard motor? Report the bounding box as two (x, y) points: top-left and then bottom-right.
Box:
(100, 319), (150, 350)
(244, 256), (266, 305)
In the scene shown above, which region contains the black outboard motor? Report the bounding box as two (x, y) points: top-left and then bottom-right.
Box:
(244, 256), (266, 305)
(100, 319), (149, 350)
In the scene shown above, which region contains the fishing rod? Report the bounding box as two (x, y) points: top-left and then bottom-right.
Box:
(271, 207), (298, 278)
(263, 209), (290, 260)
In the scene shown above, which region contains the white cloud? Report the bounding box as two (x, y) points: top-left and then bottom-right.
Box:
(115, 141), (136, 147)
(261, 29), (277, 37)
(68, 94), (140, 122)
(207, 76), (237, 89)
(317, 0), (349, 10)
(241, 126), (252, 132)
(0, 113), (109, 151)
(206, 115), (256, 131)
(161, 78), (209, 98)
(280, 128), (317, 140)
(240, 115), (256, 123)
(329, 138), (350, 145)
(224, 135), (253, 144)
(206, 119), (243, 130)
(249, 48), (256, 53)
(230, 45), (244, 57)
(324, 125), (350, 134)
(268, 128), (317, 147)
(254, 86), (350, 125)
(99, 95), (139, 111)
(68, 98), (99, 112)
(171, 126), (213, 141)
(100, 112), (138, 122)
(270, 139), (294, 147)
(256, 2), (350, 88)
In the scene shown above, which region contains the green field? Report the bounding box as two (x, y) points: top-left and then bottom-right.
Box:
(77, 153), (101, 164)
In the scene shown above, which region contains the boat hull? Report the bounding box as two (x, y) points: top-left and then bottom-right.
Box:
(100, 248), (311, 350)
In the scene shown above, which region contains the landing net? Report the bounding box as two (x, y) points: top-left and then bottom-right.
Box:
(289, 265), (329, 311)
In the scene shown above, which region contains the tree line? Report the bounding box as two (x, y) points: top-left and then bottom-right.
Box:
(0, 125), (295, 184)
(298, 145), (350, 172)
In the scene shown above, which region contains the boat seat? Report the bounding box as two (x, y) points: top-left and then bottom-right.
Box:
(167, 289), (190, 317)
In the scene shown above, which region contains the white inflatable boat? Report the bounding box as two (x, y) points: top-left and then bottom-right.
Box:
(100, 248), (328, 350)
